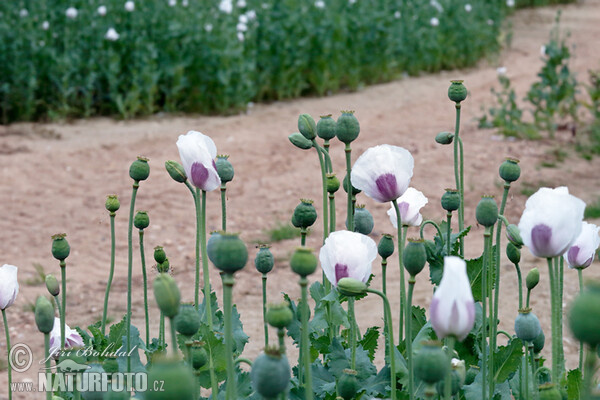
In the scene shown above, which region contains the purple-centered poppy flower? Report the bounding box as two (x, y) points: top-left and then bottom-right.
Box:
(350, 145), (414, 203)
(0, 264), (18, 310)
(319, 230), (377, 287)
(430, 256), (475, 341)
(387, 187), (428, 227)
(564, 222), (600, 269)
(177, 131), (221, 191)
(518, 187), (585, 258)
(49, 317), (84, 356)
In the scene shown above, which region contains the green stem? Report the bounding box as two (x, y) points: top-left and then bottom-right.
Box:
(301, 228), (307, 246)
(583, 345), (597, 400)
(278, 328), (286, 354)
(126, 182), (139, 375)
(169, 318), (178, 356)
(44, 333), (51, 400)
(2, 309), (11, 400)
(53, 295), (62, 325)
(235, 358), (253, 368)
(60, 263), (66, 352)
(221, 184), (227, 231)
(312, 139), (329, 245)
(487, 226), (495, 400)
(514, 263), (523, 309)
(194, 188), (201, 310)
(300, 277), (313, 400)
(446, 212), (452, 255)
(444, 336), (456, 400)
(547, 258), (558, 384)
(453, 106), (464, 257)
(392, 199), (405, 344)
(222, 274), (236, 400)
(558, 257), (565, 375)
(159, 311), (165, 347)
(419, 220), (444, 241)
(367, 288), (396, 400)
(578, 268), (584, 372)
(101, 213), (116, 335)
(139, 230), (150, 347)
(262, 274), (269, 348)
(407, 277), (416, 400)
(381, 260), (387, 297)
(481, 227), (492, 400)
(348, 298), (357, 370)
(329, 193), (336, 234)
(345, 144), (353, 232)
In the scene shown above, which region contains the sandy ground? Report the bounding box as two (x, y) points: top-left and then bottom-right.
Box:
(1, 1), (600, 398)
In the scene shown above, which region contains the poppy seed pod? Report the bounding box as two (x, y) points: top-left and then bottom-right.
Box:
(348, 205), (374, 235)
(338, 369), (359, 400)
(403, 239), (427, 277)
(288, 132), (313, 150)
(526, 268), (540, 291)
(506, 242), (521, 265)
(129, 156), (150, 182)
(335, 111), (360, 144)
(514, 308), (542, 342)
(255, 245), (274, 274)
(45, 274), (60, 297)
(207, 232), (248, 274)
(153, 274), (181, 318)
(35, 296), (55, 334)
(506, 224), (524, 247)
(441, 189), (460, 212)
(266, 302), (294, 329)
(154, 246), (167, 264)
(190, 345), (208, 369)
(499, 158), (521, 182)
(326, 174), (340, 193)
(569, 281), (600, 346)
(134, 211), (150, 230)
(533, 330), (545, 353)
(51, 234), (70, 261)
(435, 131), (454, 145)
(146, 358), (196, 400)
(215, 155), (234, 183)
(290, 247), (318, 277)
(317, 114), (336, 140)
(476, 196), (498, 227)
(343, 174), (361, 195)
(206, 231), (222, 262)
(292, 199), (318, 229)
(448, 80), (467, 103)
(165, 160), (187, 183)
(378, 234), (395, 259)
(251, 348), (291, 398)
(174, 304), (201, 336)
(105, 195), (120, 213)
(298, 113), (317, 140)
(414, 341), (450, 384)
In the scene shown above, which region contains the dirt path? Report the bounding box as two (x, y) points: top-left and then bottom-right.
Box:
(1, 1), (600, 396)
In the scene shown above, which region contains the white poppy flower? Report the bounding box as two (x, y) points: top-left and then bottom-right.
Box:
(19, 9), (29, 18)
(0, 265), (19, 310)
(205, 23), (213, 32)
(49, 318), (84, 356)
(564, 222), (600, 269)
(464, 4), (472, 12)
(496, 66), (507, 76)
(66, 7), (78, 19)
(518, 187), (585, 258)
(124, 1), (135, 12)
(42, 21), (50, 30)
(237, 0), (247, 7)
(319, 231), (377, 287)
(387, 188), (428, 227)
(237, 32), (245, 41)
(315, 0), (325, 8)
(430, 257), (475, 340)
(394, 11), (401, 18)
(219, 0), (233, 14)
(176, 131), (220, 191)
(105, 28), (120, 41)
(97, 5), (107, 16)
(245, 10), (257, 20)
(506, 0), (515, 7)
(168, 0), (177, 6)
(182, 0), (189, 7)
(430, 17), (440, 27)
(239, 14), (248, 24)
(237, 22), (247, 32)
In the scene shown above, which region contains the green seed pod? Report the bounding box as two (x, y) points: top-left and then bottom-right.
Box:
(436, 370), (461, 396)
(538, 383), (562, 400)
(326, 173), (340, 194)
(292, 199), (318, 229)
(526, 268), (540, 291)
(506, 224), (524, 247)
(251, 349), (291, 398)
(464, 365), (479, 386)
(338, 369), (359, 400)
(378, 234), (395, 259)
(207, 232), (248, 274)
(255, 245), (274, 274)
(441, 189), (460, 212)
(514, 308), (542, 342)
(569, 282), (600, 346)
(105, 195), (120, 213)
(414, 341), (450, 384)
(533, 330), (545, 354)
(207, 231), (222, 262)
(34, 296), (55, 334)
(102, 357), (119, 375)
(45, 274), (60, 297)
(51, 233), (70, 261)
(403, 239), (427, 277)
(347, 205), (374, 235)
(80, 363), (108, 400)
(506, 242), (521, 265)
(154, 246), (167, 264)
(298, 113), (317, 140)
(190, 345), (208, 369)
(153, 273), (181, 318)
(337, 277), (368, 297)
(499, 158), (521, 183)
(147, 358), (196, 400)
(129, 156), (150, 182)
(288, 132), (313, 150)
(266, 302), (294, 329)
(475, 196), (498, 227)
(175, 304), (201, 336)
(343, 174), (361, 195)
(335, 111), (360, 144)
(290, 247), (317, 277)
(435, 131), (454, 145)
(448, 80), (467, 103)
(165, 160), (187, 183)
(215, 155), (234, 183)
(134, 211), (150, 230)
(317, 114), (336, 140)
(157, 259), (170, 274)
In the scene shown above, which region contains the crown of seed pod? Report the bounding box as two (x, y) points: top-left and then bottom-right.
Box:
(335, 111), (360, 144)
(348, 205), (374, 235)
(34, 296), (55, 334)
(266, 302), (294, 329)
(499, 158), (521, 183)
(317, 114), (336, 140)
(215, 155), (234, 183)
(475, 196), (498, 227)
(506, 242), (521, 265)
(207, 232), (248, 274)
(338, 369), (359, 400)
(174, 303), (201, 337)
(105, 195), (120, 213)
(51, 233), (70, 261)
(514, 308), (542, 342)
(154, 246), (167, 264)
(147, 358), (196, 400)
(326, 173), (340, 194)
(288, 132), (313, 150)
(292, 199), (318, 229)
(251, 347), (291, 398)
(526, 268), (540, 291)
(153, 273), (181, 318)
(134, 211), (150, 230)
(129, 156), (150, 182)
(414, 341), (450, 384)
(298, 113), (317, 140)
(448, 80), (467, 103)
(378, 234), (395, 259)
(255, 245), (274, 274)
(45, 274), (60, 297)
(290, 247), (317, 277)
(165, 160), (187, 183)
(403, 239), (427, 277)
(435, 131), (454, 145)
(441, 189), (460, 212)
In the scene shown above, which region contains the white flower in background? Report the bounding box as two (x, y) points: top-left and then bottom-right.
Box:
(349, 0), (357, 4)
(237, 0), (247, 7)
(66, 7), (78, 19)
(319, 231), (377, 287)
(387, 188), (428, 227)
(177, 131), (221, 191)
(564, 222), (600, 269)
(540, 45), (546, 56)
(351, 145), (414, 203)
(182, 0), (189, 7)
(239, 14), (248, 24)
(39, 41), (45, 47)
(42, 21), (50, 30)
(168, 0), (177, 6)
(105, 27), (120, 41)
(507, 0), (515, 7)
(430, 257), (475, 340)
(394, 11), (401, 18)
(487, 19), (494, 25)
(245, 10), (257, 20)
(237, 22), (247, 32)
(219, 0), (233, 14)
(496, 66), (507, 75)
(205, 23), (213, 32)
(97, 5), (107, 16)
(0, 265), (19, 310)
(237, 31), (245, 41)
(49, 318), (84, 355)
(430, 17), (439, 27)
(19, 9), (29, 18)
(124, 1), (135, 12)
(518, 187), (585, 258)
(464, 4), (472, 12)
(430, 0), (443, 12)
(315, 0), (325, 8)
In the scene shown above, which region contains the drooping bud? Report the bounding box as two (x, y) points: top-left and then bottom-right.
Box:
(45, 274), (60, 296)
(165, 160), (187, 183)
(514, 308), (542, 342)
(506, 242), (521, 265)
(105, 195), (120, 213)
(51, 233), (70, 261)
(288, 132), (313, 150)
(266, 302), (294, 329)
(378, 234), (395, 260)
(215, 155), (234, 183)
(335, 111), (360, 144)
(207, 232), (248, 274)
(347, 205), (374, 235)
(403, 239), (427, 277)
(174, 304), (201, 336)
(337, 277), (368, 297)
(146, 358), (196, 400)
(251, 348), (291, 398)
(298, 114), (317, 140)
(153, 274), (181, 318)
(475, 196), (498, 227)
(154, 246), (167, 264)
(134, 211), (150, 230)
(448, 80), (467, 103)
(499, 158), (521, 183)
(506, 224), (524, 247)
(338, 369), (358, 400)
(255, 245), (274, 274)
(569, 281), (600, 346)
(343, 174), (361, 195)
(326, 173), (340, 193)
(526, 268), (540, 291)
(441, 189), (460, 212)
(129, 156), (150, 182)
(292, 199), (318, 229)
(35, 296), (55, 334)
(317, 114), (336, 140)
(414, 341), (450, 384)
(290, 247), (317, 277)
(435, 131), (454, 145)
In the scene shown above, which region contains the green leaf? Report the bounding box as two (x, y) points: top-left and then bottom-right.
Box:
(358, 327), (380, 362)
(566, 369), (583, 400)
(115, 324), (146, 374)
(493, 338), (524, 383)
(196, 323), (227, 389)
(107, 315), (127, 351)
(467, 247), (497, 303)
(409, 305), (427, 343)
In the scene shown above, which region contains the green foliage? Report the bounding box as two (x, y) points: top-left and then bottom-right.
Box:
(566, 369), (583, 400)
(265, 222), (302, 243)
(584, 198), (600, 219)
(24, 263), (47, 286)
(425, 222), (471, 285)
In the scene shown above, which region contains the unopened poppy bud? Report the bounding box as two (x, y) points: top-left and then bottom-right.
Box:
(506, 242), (521, 265)
(414, 341), (450, 384)
(207, 232), (248, 274)
(190, 344), (208, 369)
(338, 369), (358, 400)
(51, 233), (70, 261)
(441, 189), (460, 212)
(129, 156), (150, 182)
(475, 196), (498, 227)
(266, 302), (294, 329)
(290, 247), (317, 277)
(105, 195), (120, 213)
(134, 211), (150, 230)
(378, 234), (395, 259)
(215, 155), (234, 183)
(435, 131), (454, 145)
(45, 274), (60, 296)
(403, 239), (427, 277)
(451, 358), (466, 386)
(288, 132), (313, 150)
(156, 259), (170, 273)
(153, 274), (181, 318)
(317, 114), (336, 140)
(448, 80), (467, 103)
(506, 224), (523, 247)
(343, 174), (361, 195)
(514, 308), (541, 342)
(165, 160), (187, 183)
(538, 383), (562, 400)
(337, 277), (368, 297)
(292, 199), (318, 229)
(147, 358), (196, 400)
(526, 268), (540, 291)
(154, 246), (166, 264)
(335, 111), (360, 144)
(175, 304), (201, 336)
(251, 348), (291, 398)
(569, 281), (600, 346)
(298, 113), (316, 140)
(464, 365), (479, 385)
(35, 296), (55, 334)
(347, 205), (374, 235)
(533, 330), (545, 353)
(499, 158), (521, 182)
(255, 245), (274, 274)
(326, 173), (340, 193)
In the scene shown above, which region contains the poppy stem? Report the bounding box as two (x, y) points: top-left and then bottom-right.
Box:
(392, 199), (405, 344)
(101, 212), (117, 336)
(345, 143), (354, 232)
(2, 309), (12, 400)
(367, 288), (396, 400)
(139, 229), (150, 347)
(578, 268), (584, 371)
(126, 181), (139, 375)
(262, 273), (268, 348)
(221, 184), (227, 231)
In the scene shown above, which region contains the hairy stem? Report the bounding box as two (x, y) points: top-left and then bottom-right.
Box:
(101, 212), (117, 335)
